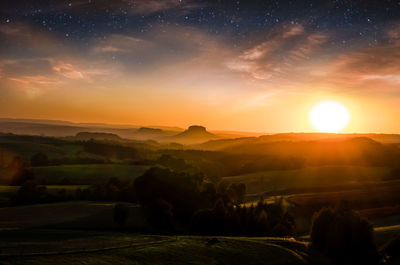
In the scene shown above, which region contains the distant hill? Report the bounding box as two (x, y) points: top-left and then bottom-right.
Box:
(198, 135), (400, 167)
(0, 118), (183, 141)
(199, 132), (400, 151)
(167, 125), (219, 144)
(134, 127), (167, 140)
(73, 132), (123, 141)
(0, 120), (140, 138)
(137, 127), (163, 134)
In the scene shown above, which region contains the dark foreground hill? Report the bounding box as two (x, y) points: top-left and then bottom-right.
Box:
(0, 225), (317, 265)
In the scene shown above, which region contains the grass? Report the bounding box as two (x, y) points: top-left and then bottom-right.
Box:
(31, 164), (150, 184)
(0, 139), (77, 160)
(0, 233), (315, 265)
(0, 201), (144, 230)
(224, 165), (390, 194)
(0, 185), (89, 203)
(374, 225), (400, 246)
(285, 181), (400, 209)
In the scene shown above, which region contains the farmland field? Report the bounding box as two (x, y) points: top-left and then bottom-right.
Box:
(31, 164), (150, 184)
(0, 185), (89, 204)
(224, 165), (390, 195)
(0, 201), (144, 230)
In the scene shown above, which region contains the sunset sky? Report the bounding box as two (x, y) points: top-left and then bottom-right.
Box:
(1, 0), (400, 133)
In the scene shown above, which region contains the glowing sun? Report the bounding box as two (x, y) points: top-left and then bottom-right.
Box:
(309, 101), (350, 133)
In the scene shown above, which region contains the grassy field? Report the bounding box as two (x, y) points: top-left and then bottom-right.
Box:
(0, 185), (89, 204)
(286, 181), (400, 206)
(0, 232), (318, 265)
(224, 165), (390, 195)
(31, 164), (150, 184)
(0, 138), (83, 160)
(0, 201), (397, 264)
(0, 201), (144, 230)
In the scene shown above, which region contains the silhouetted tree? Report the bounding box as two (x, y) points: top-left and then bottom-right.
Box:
(143, 199), (174, 230)
(30, 152), (49, 167)
(134, 167), (205, 223)
(113, 203), (130, 227)
(12, 181), (48, 205)
(311, 206), (380, 264)
(227, 183), (246, 206)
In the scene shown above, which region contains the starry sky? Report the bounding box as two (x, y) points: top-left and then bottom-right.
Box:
(1, 0), (400, 133)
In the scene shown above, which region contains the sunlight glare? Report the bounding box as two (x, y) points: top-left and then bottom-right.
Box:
(309, 101), (350, 133)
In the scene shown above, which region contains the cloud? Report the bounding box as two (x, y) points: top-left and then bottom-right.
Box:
(52, 62), (85, 81)
(225, 24), (328, 81)
(315, 41), (400, 91)
(387, 22), (400, 41)
(90, 26), (222, 73)
(125, 0), (204, 15)
(92, 35), (152, 54)
(1, 0), (205, 16)
(0, 56), (119, 95)
(0, 22), (69, 60)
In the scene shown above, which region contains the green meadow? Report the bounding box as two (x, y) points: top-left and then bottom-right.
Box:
(224, 165), (390, 194)
(31, 164), (150, 185)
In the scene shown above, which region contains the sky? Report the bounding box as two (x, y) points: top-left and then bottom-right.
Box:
(0, 0), (400, 133)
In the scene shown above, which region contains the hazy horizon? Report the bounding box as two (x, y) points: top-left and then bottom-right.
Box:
(1, 1), (399, 133)
(2, 116), (400, 136)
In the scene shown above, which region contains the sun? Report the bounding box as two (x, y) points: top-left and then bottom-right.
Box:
(309, 101), (350, 133)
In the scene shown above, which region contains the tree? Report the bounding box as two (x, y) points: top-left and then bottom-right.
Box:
(134, 167), (204, 223)
(310, 207), (380, 264)
(113, 203), (130, 227)
(12, 181), (48, 205)
(227, 183), (246, 205)
(143, 199), (174, 230)
(30, 152), (49, 167)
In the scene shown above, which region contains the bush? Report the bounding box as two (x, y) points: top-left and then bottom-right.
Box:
(113, 203), (130, 227)
(310, 207), (380, 264)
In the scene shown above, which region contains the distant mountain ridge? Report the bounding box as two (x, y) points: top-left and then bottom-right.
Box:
(1, 118), (400, 145)
(166, 125), (219, 144)
(74, 132), (122, 141)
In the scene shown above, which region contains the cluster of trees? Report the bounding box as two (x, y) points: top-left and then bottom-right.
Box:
(9, 165), (296, 237)
(30, 152), (106, 167)
(83, 140), (139, 161)
(191, 198), (295, 236)
(134, 167), (295, 236)
(11, 181), (74, 205)
(157, 150), (306, 180)
(217, 155), (305, 176)
(310, 206), (380, 265)
(155, 154), (197, 173)
(75, 177), (136, 202)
